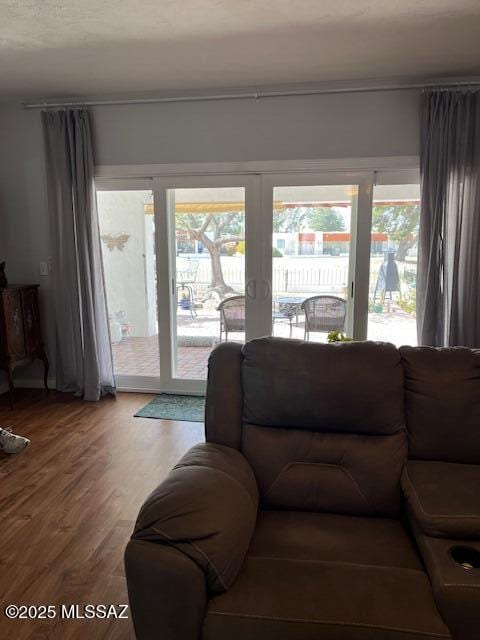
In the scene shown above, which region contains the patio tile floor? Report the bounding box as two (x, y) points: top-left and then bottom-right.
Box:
(111, 305), (416, 382)
(111, 336), (212, 379)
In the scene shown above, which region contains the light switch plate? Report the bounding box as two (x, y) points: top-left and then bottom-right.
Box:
(39, 261), (49, 276)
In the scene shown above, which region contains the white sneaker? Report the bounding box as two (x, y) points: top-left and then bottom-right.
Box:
(0, 427), (30, 454)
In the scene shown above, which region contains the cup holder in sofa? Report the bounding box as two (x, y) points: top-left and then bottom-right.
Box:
(449, 546), (480, 571)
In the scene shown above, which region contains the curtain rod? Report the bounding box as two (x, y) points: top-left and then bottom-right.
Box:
(23, 77), (480, 109)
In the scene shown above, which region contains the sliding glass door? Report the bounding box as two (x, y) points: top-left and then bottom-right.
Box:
(154, 175), (259, 394)
(96, 167), (419, 392)
(169, 186), (246, 380)
(270, 184), (357, 340)
(261, 173), (374, 341)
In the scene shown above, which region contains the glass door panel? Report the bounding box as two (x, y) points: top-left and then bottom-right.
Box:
(97, 189), (158, 380)
(271, 184), (358, 342)
(367, 184), (420, 346)
(167, 187), (246, 380)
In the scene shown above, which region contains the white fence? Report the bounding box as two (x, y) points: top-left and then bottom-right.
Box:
(194, 258), (349, 294)
(184, 256), (417, 296)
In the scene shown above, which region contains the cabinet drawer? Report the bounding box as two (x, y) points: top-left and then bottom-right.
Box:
(1, 289), (26, 360)
(21, 287), (41, 355)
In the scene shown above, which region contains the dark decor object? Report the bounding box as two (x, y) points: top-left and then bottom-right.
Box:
(374, 250), (401, 300)
(125, 338), (480, 640)
(0, 262), (7, 288)
(0, 285), (49, 407)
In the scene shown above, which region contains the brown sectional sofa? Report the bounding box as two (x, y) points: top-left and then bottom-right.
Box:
(400, 346), (480, 640)
(125, 338), (480, 640)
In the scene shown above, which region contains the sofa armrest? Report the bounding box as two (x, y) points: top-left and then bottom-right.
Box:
(132, 442), (259, 593)
(403, 461), (480, 638)
(125, 540), (207, 640)
(410, 525), (480, 640)
(402, 461), (480, 538)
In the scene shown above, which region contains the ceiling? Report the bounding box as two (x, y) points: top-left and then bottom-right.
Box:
(1, 0), (480, 100)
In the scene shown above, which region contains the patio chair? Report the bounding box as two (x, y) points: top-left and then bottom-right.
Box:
(301, 295), (346, 340)
(217, 295), (245, 342)
(176, 259), (199, 318)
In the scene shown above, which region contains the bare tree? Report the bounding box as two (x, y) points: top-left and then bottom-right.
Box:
(177, 212), (244, 296)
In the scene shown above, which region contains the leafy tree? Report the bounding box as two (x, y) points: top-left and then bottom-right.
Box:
(307, 208), (346, 232)
(273, 207), (309, 232)
(176, 211), (243, 296)
(273, 206), (346, 232)
(372, 204), (420, 261)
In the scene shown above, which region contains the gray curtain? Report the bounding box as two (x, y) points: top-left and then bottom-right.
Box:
(418, 89), (480, 347)
(42, 109), (116, 400)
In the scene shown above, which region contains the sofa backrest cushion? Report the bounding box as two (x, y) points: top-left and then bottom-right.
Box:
(240, 338), (407, 516)
(400, 346), (480, 463)
(242, 338), (404, 434)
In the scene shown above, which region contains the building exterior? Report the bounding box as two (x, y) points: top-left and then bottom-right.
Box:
(272, 231), (389, 256)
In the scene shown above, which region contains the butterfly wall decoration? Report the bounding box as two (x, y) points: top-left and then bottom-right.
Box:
(101, 233), (130, 251)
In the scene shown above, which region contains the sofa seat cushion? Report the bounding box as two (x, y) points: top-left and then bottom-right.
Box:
(203, 511), (450, 640)
(402, 461), (480, 538)
(249, 510), (423, 569)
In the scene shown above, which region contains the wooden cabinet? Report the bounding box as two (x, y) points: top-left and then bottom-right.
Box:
(0, 285), (49, 407)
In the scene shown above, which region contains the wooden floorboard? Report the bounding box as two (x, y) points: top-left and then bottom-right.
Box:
(0, 389), (204, 640)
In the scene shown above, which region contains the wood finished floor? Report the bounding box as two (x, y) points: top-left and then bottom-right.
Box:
(0, 390), (204, 640)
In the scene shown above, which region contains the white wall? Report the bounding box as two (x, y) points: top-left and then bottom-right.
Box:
(0, 102), (53, 390)
(91, 89), (419, 165)
(97, 190), (156, 338)
(0, 88), (420, 388)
